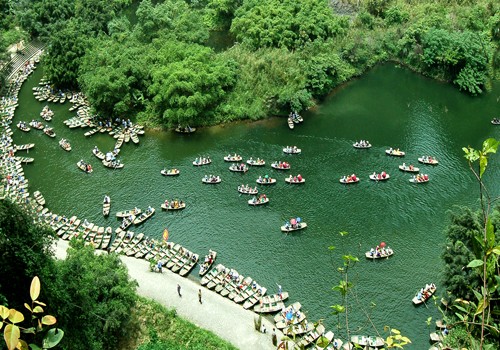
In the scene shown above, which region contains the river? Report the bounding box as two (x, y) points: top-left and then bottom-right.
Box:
(11, 63), (500, 348)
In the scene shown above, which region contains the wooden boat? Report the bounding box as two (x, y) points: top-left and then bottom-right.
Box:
(175, 126), (196, 133)
(76, 160), (93, 173)
(201, 264), (226, 286)
(313, 331), (335, 350)
(33, 191), (45, 206)
(119, 217), (135, 231)
(160, 169), (180, 176)
(14, 143), (35, 151)
(115, 134), (124, 148)
(246, 158), (265, 166)
(351, 335), (384, 348)
(365, 247), (394, 259)
(17, 122), (30, 132)
(409, 174), (429, 183)
(281, 222), (307, 233)
(116, 208), (141, 218)
(224, 155), (242, 162)
(199, 250), (217, 276)
(237, 185), (258, 195)
(284, 175), (305, 184)
(256, 177), (276, 185)
(399, 164), (419, 173)
(43, 127), (56, 138)
(248, 196), (269, 206)
(253, 299), (285, 313)
(124, 232), (145, 256)
(29, 120), (44, 130)
(271, 162), (291, 170)
(229, 164), (248, 173)
(130, 133), (139, 144)
(287, 117), (294, 129)
(109, 230), (127, 252)
(283, 146), (301, 154)
(385, 148), (405, 157)
(92, 147), (105, 160)
(353, 141), (372, 149)
(202, 175), (221, 184)
(124, 132), (130, 143)
(242, 286), (267, 309)
(274, 301), (303, 325)
(412, 284), (437, 305)
(102, 159), (124, 169)
(193, 157), (211, 166)
(369, 172), (390, 181)
(297, 324), (326, 348)
(133, 208), (155, 225)
(161, 200), (186, 210)
(59, 139), (71, 151)
(339, 175), (359, 184)
(282, 321), (314, 336)
(179, 253), (199, 276)
(491, 118), (500, 125)
(103, 196), (111, 216)
(418, 156), (439, 165)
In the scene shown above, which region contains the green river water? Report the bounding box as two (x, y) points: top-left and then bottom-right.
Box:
(10, 63), (500, 348)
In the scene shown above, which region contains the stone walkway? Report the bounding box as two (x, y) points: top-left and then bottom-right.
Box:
(53, 240), (281, 350)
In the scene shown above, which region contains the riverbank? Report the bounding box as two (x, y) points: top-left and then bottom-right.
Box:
(52, 239), (279, 350)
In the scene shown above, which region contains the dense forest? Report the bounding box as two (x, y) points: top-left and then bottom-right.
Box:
(1, 0), (498, 128)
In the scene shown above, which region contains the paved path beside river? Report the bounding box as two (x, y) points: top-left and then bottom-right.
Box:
(53, 240), (280, 350)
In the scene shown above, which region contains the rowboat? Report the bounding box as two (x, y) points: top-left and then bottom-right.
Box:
(246, 158), (265, 166)
(248, 196), (269, 206)
(271, 161), (290, 170)
(76, 160), (93, 173)
(179, 253), (199, 276)
(124, 132), (130, 143)
(109, 229), (126, 252)
(201, 264), (226, 287)
(369, 172), (390, 181)
(161, 200), (186, 210)
(256, 177), (276, 185)
(313, 331), (335, 350)
(491, 118), (500, 125)
(43, 127), (56, 138)
(29, 120), (44, 130)
(14, 143), (35, 151)
(237, 185), (258, 195)
(116, 208), (141, 218)
(339, 175), (359, 184)
(281, 221), (307, 233)
(103, 195), (111, 216)
(399, 164), (419, 173)
(133, 207), (155, 225)
(386, 148), (405, 157)
(202, 175), (221, 184)
(351, 335), (384, 348)
(224, 154), (242, 162)
(17, 122), (30, 132)
(119, 216), (135, 231)
(175, 126), (196, 133)
(193, 157), (211, 166)
(418, 156), (439, 165)
(284, 175), (305, 184)
(59, 139), (71, 151)
(283, 146), (301, 154)
(287, 117), (294, 129)
(297, 324), (326, 348)
(92, 147), (105, 160)
(102, 159), (124, 169)
(130, 133), (139, 144)
(365, 246), (394, 259)
(253, 299), (285, 313)
(353, 141), (371, 149)
(229, 163), (248, 172)
(282, 321), (314, 336)
(115, 134), (124, 148)
(242, 286), (267, 309)
(412, 283), (437, 305)
(160, 169), (180, 176)
(199, 250), (217, 276)
(409, 174), (429, 183)
(33, 190), (45, 206)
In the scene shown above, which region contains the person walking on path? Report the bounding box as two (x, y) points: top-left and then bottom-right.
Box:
(177, 283), (182, 297)
(272, 328), (277, 346)
(198, 289), (202, 304)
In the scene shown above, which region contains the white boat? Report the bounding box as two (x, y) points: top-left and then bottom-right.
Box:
(229, 164), (248, 173)
(271, 162), (291, 170)
(409, 174), (429, 183)
(287, 117), (294, 129)
(202, 175), (221, 184)
(256, 177), (276, 185)
(160, 169), (180, 176)
(43, 127), (56, 138)
(353, 141), (371, 149)
(59, 139), (71, 152)
(33, 191), (45, 206)
(339, 175), (359, 184)
(246, 158), (265, 166)
(102, 159), (124, 169)
(133, 208), (155, 225)
(283, 146), (301, 154)
(418, 156), (439, 165)
(17, 122), (30, 132)
(116, 208), (141, 218)
(193, 157), (211, 166)
(248, 196), (269, 206)
(281, 222), (307, 233)
(399, 164), (419, 173)
(284, 175), (305, 184)
(351, 335), (384, 348)
(365, 247), (394, 259)
(385, 148), (405, 157)
(369, 172), (390, 181)
(237, 185), (258, 195)
(412, 284), (437, 305)
(92, 147), (105, 160)
(77, 160), (93, 173)
(103, 195), (111, 216)
(491, 118), (500, 125)
(161, 200), (186, 210)
(224, 155), (242, 162)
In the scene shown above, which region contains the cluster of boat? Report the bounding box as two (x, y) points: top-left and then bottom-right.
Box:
(287, 111), (303, 129)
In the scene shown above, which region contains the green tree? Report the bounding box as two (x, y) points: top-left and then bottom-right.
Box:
(0, 200), (56, 310)
(48, 239), (137, 350)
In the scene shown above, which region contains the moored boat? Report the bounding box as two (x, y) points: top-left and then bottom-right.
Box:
(412, 283), (437, 305)
(418, 156), (439, 165)
(248, 195), (269, 206)
(92, 146), (105, 160)
(59, 138), (71, 151)
(350, 335), (384, 348)
(369, 172), (390, 181)
(491, 118), (499, 125)
(199, 250), (217, 276)
(287, 117), (294, 129)
(385, 148), (405, 157)
(297, 324), (326, 348)
(353, 140), (371, 149)
(175, 125), (196, 133)
(284, 174), (305, 184)
(399, 164), (419, 173)
(116, 208), (141, 218)
(283, 146), (301, 154)
(409, 173), (429, 183)
(77, 160), (93, 173)
(102, 159), (124, 169)
(33, 190), (45, 206)
(339, 174), (359, 184)
(202, 175), (221, 184)
(160, 168), (180, 176)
